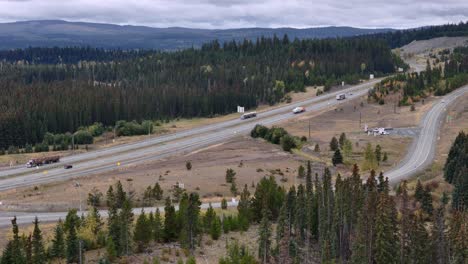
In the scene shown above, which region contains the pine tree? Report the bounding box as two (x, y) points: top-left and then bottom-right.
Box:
(414, 179), (424, 201)
(314, 143), (320, 152)
(332, 149), (343, 166)
(226, 168), (236, 183)
(398, 181), (411, 264)
(339, 132), (347, 149)
(210, 217), (222, 240)
(432, 205), (448, 264)
(297, 165), (305, 178)
(65, 209), (80, 264)
(295, 184), (307, 244)
(153, 209), (163, 242)
(375, 145), (382, 163)
(374, 192), (399, 264)
(408, 213), (430, 264)
(258, 207), (272, 264)
(276, 201), (292, 264)
(237, 184), (251, 231)
(330, 137), (339, 151)
(50, 219), (66, 259)
(134, 209), (151, 252)
(164, 197), (178, 242)
(447, 210), (467, 264)
(31, 217), (46, 264)
(106, 237), (117, 262)
(115, 180), (127, 208)
(421, 186), (433, 215)
(1, 217), (26, 264)
(351, 170), (378, 264)
(204, 203), (216, 232)
(119, 198), (134, 256)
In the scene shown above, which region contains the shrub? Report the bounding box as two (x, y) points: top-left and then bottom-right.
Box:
(7, 145), (19, 154)
(73, 130), (93, 145)
(280, 134), (296, 152)
(24, 144), (33, 153)
(221, 198), (228, 209)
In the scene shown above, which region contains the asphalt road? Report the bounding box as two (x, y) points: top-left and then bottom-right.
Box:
(0, 79), (380, 191)
(386, 84), (468, 183)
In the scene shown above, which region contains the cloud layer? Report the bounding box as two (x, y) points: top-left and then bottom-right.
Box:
(0, 0), (467, 29)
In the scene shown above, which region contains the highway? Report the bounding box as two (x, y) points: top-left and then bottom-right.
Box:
(1, 82), (466, 228)
(0, 79), (380, 191)
(386, 84), (468, 183)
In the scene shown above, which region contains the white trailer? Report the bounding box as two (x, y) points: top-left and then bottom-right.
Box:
(336, 93), (346, 100)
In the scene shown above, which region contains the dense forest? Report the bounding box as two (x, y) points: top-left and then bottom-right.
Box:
(358, 21), (468, 48)
(1, 160), (466, 264)
(0, 47), (150, 64)
(0, 36), (397, 148)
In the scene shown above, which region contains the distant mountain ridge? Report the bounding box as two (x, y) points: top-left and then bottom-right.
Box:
(0, 20), (396, 50)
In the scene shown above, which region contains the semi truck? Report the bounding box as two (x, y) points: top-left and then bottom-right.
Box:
(26, 156), (60, 168)
(336, 93), (346, 100)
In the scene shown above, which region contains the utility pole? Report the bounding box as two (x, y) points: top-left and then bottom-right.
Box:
(359, 111), (362, 129)
(308, 120), (311, 140)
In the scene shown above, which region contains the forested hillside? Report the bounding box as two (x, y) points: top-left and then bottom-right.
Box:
(360, 21), (468, 48)
(0, 36), (397, 148)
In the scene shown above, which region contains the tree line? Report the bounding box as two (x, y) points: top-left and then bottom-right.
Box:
(0, 35), (397, 148)
(356, 21), (468, 48)
(2, 160), (467, 263)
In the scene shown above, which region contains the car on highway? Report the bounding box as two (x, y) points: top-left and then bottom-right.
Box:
(64, 164), (73, 169)
(292, 106), (306, 114)
(240, 112), (257, 120)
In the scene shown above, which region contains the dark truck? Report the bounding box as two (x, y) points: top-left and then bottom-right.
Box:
(26, 156), (60, 168)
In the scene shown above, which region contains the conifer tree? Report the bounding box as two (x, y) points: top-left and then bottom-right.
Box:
(210, 217), (222, 240)
(1, 217), (26, 264)
(339, 133), (347, 149)
(119, 198), (134, 256)
(134, 209), (151, 252)
(50, 219), (66, 259)
(374, 192), (398, 264)
(375, 145), (382, 163)
(204, 203), (216, 232)
(408, 213), (430, 264)
(153, 209), (163, 242)
(332, 149), (343, 166)
(31, 217), (46, 264)
(399, 181), (411, 264)
(295, 184), (307, 243)
(432, 204), (448, 264)
(164, 197), (178, 242)
(258, 207), (272, 264)
(447, 210), (467, 264)
(106, 237), (117, 262)
(65, 210), (80, 264)
(276, 201), (291, 264)
(330, 137), (339, 151)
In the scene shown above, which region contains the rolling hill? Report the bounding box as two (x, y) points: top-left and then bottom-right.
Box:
(0, 20), (395, 50)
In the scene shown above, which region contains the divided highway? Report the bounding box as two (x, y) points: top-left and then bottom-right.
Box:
(0, 79), (380, 191)
(1, 82), (466, 228)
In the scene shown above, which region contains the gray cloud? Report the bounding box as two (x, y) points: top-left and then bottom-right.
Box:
(0, 0), (467, 29)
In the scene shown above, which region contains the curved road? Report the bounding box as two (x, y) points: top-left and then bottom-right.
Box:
(1, 83), (466, 228)
(386, 84), (468, 183)
(0, 79), (380, 191)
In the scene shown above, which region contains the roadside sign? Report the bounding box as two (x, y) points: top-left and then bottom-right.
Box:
(237, 106), (245, 113)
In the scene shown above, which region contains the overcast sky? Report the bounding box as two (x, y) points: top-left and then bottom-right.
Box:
(0, 0), (467, 29)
